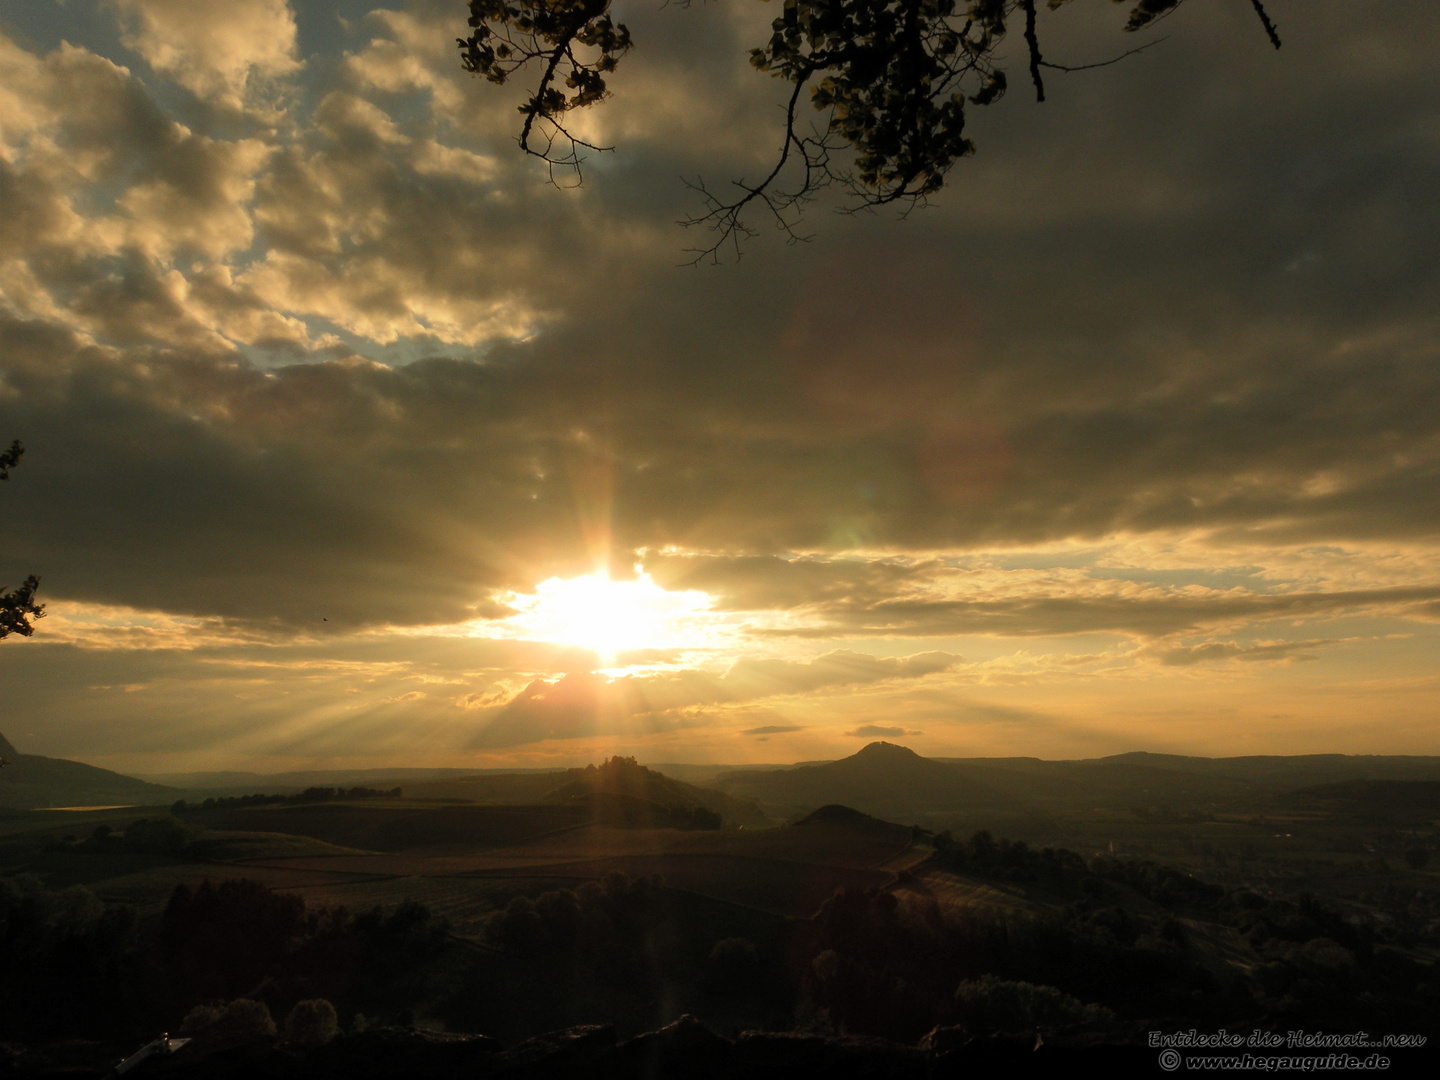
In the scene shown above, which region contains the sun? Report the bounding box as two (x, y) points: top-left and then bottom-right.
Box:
(510, 571), (715, 662)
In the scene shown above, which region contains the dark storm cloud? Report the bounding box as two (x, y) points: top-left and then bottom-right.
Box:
(6, 296), (1440, 630)
(0, 316), (514, 626)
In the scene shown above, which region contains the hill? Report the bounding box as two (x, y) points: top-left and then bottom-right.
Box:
(0, 731), (177, 809)
(365, 758), (772, 828)
(714, 742), (1018, 820)
(151, 762), (770, 827)
(183, 759), (770, 849)
(1085, 751), (1440, 787)
(138, 766), (551, 797)
(543, 756), (768, 828)
(1274, 779), (1440, 825)
(712, 743), (1440, 823)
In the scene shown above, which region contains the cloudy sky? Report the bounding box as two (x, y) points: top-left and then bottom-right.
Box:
(2, 1), (1437, 774)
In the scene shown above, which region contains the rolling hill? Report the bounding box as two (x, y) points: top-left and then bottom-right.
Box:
(0, 730), (177, 809)
(713, 741), (1019, 820)
(710, 742), (1440, 822)
(542, 756), (770, 828)
(1273, 779), (1440, 825)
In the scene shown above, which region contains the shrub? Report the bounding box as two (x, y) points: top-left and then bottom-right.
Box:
(708, 937), (760, 993)
(178, 998), (277, 1043)
(124, 815), (202, 855)
(282, 999), (339, 1049)
(953, 975), (1113, 1035)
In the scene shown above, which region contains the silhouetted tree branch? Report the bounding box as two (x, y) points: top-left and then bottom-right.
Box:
(458, 0), (633, 183)
(1248, 0), (1280, 49)
(1, 439), (44, 640)
(0, 440), (22, 482)
(459, 1), (1283, 258)
(1021, 0), (1044, 101)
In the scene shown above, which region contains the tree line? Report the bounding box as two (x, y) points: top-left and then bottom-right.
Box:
(0, 875), (462, 1044)
(171, 787), (404, 815)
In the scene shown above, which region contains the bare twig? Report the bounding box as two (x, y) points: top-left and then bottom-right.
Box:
(1039, 37), (1167, 74)
(1249, 0), (1282, 50)
(679, 76), (825, 264)
(1021, 0), (1044, 102)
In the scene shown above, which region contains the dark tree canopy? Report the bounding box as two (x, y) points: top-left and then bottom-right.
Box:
(0, 440), (23, 482)
(1, 439), (44, 640)
(459, 0), (1281, 260)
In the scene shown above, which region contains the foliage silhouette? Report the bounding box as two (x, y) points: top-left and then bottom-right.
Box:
(1, 439), (44, 640)
(2, 847), (1439, 1054)
(550, 755), (727, 828)
(914, 829), (1440, 1034)
(951, 974), (1111, 1035)
(484, 871), (672, 985)
(0, 875), (141, 1040)
(280, 998), (340, 1049)
(707, 935), (761, 994)
(0, 440), (22, 481)
(459, 0), (1282, 260)
(171, 786), (403, 816)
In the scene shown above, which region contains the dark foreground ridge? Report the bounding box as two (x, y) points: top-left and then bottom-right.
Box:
(0, 1017), (1169, 1079)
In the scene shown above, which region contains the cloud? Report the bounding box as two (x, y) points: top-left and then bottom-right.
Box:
(722, 649), (960, 691)
(110, 0), (300, 111)
(1154, 638), (1340, 667)
(645, 553), (938, 611)
(844, 725), (920, 739)
(5, 7), (1440, 633)
(742, 725), (803, 736)
(467, 672), (610, 749)
(237, 88), (563, 348)
(0, 37), (295, 352)
(467, 650), (960, 748)
(454, 684), (519, 710)
(763, 585), (1440, 640)
(4, 3), (1440, 764)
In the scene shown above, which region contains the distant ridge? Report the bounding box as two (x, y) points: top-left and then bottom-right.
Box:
(138, 766), (555, 796)
(1276, 779), (1440, 823)
(0, 732), (176, 809)
(849, 741), (925, 764)
(711, 743), (1440, 822)
(714, 741), (1015, 819)
(796, 804), (881, 826)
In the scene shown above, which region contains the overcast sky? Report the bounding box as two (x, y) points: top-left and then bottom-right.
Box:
(2, 1), (1438, 774)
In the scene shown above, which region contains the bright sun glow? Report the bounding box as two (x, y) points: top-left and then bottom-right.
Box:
(508, 572), (716, 661)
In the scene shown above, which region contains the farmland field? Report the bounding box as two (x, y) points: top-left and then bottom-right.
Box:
(197, 801), (592, 852)
(0, 801), (928, 926)
(227, 814), (926, 919)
